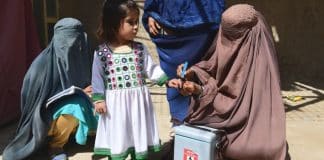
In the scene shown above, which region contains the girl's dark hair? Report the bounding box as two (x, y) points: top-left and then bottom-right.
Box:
(97, 0), (139, 43)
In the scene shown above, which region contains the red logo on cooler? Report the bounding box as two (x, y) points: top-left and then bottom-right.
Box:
(183, 148), (198, 160)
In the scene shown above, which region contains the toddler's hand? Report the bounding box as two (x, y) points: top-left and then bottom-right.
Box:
(167, 79), (183, 89)
(94, 101), (107, 114)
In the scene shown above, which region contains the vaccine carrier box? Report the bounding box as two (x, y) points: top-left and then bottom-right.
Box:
(174, 124), (224, 160)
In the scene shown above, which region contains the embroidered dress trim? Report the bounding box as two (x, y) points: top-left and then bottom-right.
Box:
(91, 93), (105, 102)
(97, 43), (147, 90)
(155, 74), (168, 86)
(94, 145), (161, 159)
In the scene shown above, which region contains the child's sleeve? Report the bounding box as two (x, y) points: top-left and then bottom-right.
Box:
(91, 50), (105, 102)
(142, 45), (168, 86)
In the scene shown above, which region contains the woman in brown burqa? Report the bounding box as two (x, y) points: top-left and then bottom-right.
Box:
(174, 4), (288, 160)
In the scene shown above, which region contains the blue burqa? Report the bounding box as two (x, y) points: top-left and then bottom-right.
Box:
(142, 0), (225, 122)
(2, 18), (93, 160)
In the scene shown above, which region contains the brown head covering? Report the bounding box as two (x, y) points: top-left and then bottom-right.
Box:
(186, 4), (287, 160)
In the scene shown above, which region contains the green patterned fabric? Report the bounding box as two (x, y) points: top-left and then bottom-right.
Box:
(156, 74), (168, 86)
(94, 145), (160, 160)
(91, 93), (105, 102)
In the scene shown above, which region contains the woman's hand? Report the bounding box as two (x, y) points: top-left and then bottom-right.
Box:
(176, 64), (195, 81)
(94, 101), (107, 114)
(83, 85), (92, 97)
(148, 17), (161, 36)
(179, 81), (203, 96)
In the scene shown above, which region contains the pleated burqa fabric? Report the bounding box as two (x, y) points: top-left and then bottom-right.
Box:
(3, 18), (92, 160)
(186, 4), (287, 160)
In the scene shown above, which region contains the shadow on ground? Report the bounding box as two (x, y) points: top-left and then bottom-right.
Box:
(0, 122), (175, 160)
(283, 81), (324, 113)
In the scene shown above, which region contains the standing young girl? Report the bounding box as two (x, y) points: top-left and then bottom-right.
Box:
(92, 0), (174, 159)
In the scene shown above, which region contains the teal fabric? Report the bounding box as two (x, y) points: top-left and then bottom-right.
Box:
(53, 96), (98, 145)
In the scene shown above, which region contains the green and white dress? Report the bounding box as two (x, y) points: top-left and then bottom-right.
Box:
(92, 42), (166, 159)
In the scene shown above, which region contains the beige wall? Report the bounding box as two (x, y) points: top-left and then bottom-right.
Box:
(226, 1), (324, 90)
(58, 0), (103, 50)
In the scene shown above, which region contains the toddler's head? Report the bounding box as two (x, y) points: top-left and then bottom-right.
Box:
(97, 0), (140, 43)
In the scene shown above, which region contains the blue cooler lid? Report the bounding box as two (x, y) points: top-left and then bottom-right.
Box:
(174, 124), (221, 143)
